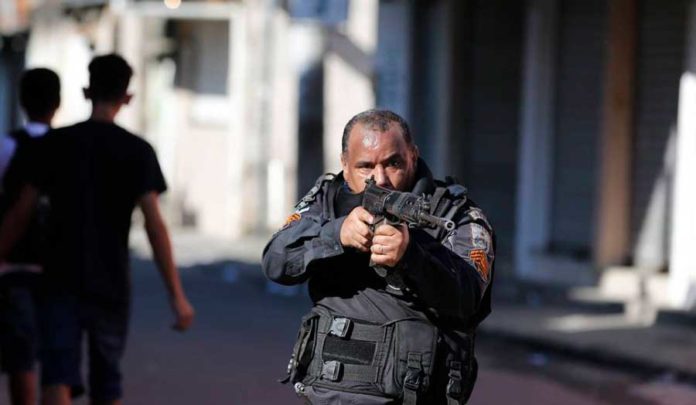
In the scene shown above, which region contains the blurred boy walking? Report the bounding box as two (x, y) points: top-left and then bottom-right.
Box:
(0, 68), (60, 405)
(0, 54), (194, 405)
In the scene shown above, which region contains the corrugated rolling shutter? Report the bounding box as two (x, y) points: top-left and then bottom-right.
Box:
(549, 0), (607, 258)
(631, 0), (687, 268)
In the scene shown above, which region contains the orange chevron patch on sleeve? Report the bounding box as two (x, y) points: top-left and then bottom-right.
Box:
(469, 249), (490, 281)
(282, 212), (302, 228)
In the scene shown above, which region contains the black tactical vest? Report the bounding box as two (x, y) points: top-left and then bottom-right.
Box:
(284, 174), (493, 404)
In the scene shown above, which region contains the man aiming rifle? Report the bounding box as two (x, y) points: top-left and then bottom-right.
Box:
(263, 109), (495, 404)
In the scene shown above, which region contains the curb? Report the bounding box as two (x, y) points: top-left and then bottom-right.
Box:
(477, 326), (696, 384)
(656, 309), (696, 328)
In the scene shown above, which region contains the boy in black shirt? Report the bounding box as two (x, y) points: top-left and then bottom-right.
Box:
(0, 68), (60, 405)
(0, 54), (194, 405)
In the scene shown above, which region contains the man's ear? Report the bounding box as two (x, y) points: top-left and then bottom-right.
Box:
(123, 94), (133, 105)
(340, 152), (347, 170)
(411, 145), (420, 163)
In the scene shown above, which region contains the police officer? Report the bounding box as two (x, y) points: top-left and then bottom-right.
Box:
(262, 109), (494, 404)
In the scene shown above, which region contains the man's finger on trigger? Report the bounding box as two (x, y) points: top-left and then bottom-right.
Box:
(350, 222), (366, 239)
(355, 221), (372, 238)
(357, 208), (374, 224)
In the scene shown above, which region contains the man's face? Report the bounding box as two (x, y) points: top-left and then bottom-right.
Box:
(341, 122), (419, 193)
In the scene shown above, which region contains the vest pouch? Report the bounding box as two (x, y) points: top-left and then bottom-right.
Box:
(381, 318), (439, 401)
(282, 310), (320, 384)
(303, 307), (393, 397)
(292, 309), (440, 403)
(440, 331), (477, 404)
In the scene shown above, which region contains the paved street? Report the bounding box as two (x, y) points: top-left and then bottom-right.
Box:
(472, 338), (696, 405)
(116, 259), (309, 404)
(3, 256), (696, 404)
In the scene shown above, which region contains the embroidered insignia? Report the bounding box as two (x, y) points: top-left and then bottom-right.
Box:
(282, 212), (302, 228)
(469, 249), (490, 281)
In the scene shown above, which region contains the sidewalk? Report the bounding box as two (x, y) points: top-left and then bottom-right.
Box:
(130, 228), (270, 267)
(139, 230), (696, 383)
(479, 299), (696, 381)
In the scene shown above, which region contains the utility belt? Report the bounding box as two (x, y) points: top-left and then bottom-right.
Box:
(282, 306), (477, 404)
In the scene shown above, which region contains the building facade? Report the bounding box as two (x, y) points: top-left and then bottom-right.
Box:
(0, 0), (377, 239)
(4, 0), (696, 309)
(375, 0), (696, 309)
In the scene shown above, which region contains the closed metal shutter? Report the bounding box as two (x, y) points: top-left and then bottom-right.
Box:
(463, 0), (524, 263)
(410, 0), (450, 176)
(631, 0), (687, 268)
(549, 0), (607, 257)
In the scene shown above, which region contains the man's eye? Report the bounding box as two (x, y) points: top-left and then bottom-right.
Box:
(388, 160), (402, 168)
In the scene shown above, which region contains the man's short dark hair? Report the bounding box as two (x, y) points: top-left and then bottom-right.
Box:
(20, 68), (61, 119)
(88, 54), (133, 102)
(341, 109), (413, 154)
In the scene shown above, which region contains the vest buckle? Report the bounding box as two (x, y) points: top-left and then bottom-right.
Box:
(329, 317), (352, 338)
(321, 360), (343, 382)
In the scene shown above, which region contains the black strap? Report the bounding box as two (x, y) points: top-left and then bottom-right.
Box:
(320, 360), (378, 383)
(403, 352), (423, 405)
(444, 201), (462, 223)
(446, 361), (463, 405)
(429, 187), (450, 217)
(296, 172), (336, 211)
(323, 316), (385, 342)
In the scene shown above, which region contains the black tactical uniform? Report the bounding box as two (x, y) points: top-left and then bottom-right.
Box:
(262, 160), (494, 404)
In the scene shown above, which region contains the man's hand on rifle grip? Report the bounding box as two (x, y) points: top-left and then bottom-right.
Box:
(340, 206), (375, 252)
(370, 223), (410, 268)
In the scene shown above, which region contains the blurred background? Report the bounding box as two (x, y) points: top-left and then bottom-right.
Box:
(3, 0), (696, 403)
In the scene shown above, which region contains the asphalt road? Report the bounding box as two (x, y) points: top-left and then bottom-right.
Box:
(3, 258), (696, 404)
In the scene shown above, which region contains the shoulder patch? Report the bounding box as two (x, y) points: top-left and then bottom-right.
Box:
(469, 249), (490, 282)
(281, 212), (302, 229)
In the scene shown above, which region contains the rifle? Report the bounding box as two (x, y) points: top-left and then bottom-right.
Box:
(361, 177), (455, 277)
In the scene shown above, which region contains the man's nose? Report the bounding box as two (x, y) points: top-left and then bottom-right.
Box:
(373, 166), (388, 187)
